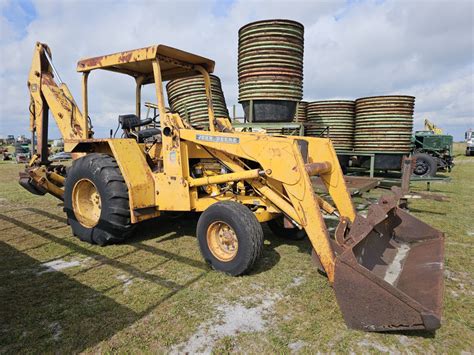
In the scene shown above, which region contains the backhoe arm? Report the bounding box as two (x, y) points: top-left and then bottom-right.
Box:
(28, 42), (88, 164)
(424, 118), (443, 134)
(20, 43), (89, 199)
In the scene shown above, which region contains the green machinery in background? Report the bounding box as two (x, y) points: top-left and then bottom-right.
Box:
(411, 130), (454, 177)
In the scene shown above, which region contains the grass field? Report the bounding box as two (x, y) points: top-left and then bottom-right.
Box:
(1, 143), (473, 353)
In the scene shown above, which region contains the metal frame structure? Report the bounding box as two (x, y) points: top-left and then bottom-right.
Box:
(232, 121), (304, 136)
(337, 150), (450, 189)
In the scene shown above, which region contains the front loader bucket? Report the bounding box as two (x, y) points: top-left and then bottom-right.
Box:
(333, 196), (444, 332)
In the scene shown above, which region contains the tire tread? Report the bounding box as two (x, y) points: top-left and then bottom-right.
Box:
(197, 201), (263, 276)
(64, 153), (134, 245)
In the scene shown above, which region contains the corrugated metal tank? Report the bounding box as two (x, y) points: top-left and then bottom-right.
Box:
(294, 101), (308, 122)
(354, 95), (415, 153)
(166, 74), (229, 129)
(238, 19), (304, 122)
(306, 100), (355, 150)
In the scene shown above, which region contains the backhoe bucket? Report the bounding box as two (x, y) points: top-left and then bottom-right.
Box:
(333, 196), (444, 332)
(19, 171), (46, 196)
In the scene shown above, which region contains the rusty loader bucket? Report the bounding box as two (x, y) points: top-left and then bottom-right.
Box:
(332, 193), (444, 331)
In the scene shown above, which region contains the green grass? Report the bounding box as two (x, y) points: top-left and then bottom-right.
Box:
(0, 143), (473, 353)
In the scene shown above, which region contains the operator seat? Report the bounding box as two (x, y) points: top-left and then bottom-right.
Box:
(119, 114), (161, 143)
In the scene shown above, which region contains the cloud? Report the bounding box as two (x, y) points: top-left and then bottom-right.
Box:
(0, 0), (472, 140)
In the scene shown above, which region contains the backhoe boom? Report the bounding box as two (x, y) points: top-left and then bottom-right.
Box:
(28, 42), (88, 164)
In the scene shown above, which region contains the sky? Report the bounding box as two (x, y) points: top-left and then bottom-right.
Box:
(0, 0), (473, 141)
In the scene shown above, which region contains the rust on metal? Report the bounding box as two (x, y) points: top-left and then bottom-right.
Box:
(354, 95), (415, 153)
(305, 100), (355, 150)
(118, 51), (133, 63)
(400, 156), (414, 194)
(313, 176), (380, 196)
(41, 74), (72, 112)
(334, 217), (349, 245)
(77, 55), (104, 69)
(76, 45), (215, 81)
(166, 74), (229, 129)
(238, 19), (304, 103)
(294, 101), (308, 122)
(331, 191), (444, 331)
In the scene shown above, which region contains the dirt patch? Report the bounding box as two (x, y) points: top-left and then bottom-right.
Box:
(37, 259), (83, 275)
(288, 340), (306, 353)
(357, 338), (394, 353)
(172, 293), (281, 353)
(116, 274), (134, 294)
(291, 276), (305, 287)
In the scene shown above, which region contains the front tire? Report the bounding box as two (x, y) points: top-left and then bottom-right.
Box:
(197, 201), (263, 276)
(64, 153), (134, 245)
(413, 153), (437, 177)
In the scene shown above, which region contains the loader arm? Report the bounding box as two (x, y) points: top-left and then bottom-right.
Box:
(179, 128), (444, 331)
(179, 129), (356, 282)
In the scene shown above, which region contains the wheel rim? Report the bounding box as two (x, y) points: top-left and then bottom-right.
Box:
(72, 178), (101, 228)
(206, 221), (238, 262)
(414, 160), (429, 175)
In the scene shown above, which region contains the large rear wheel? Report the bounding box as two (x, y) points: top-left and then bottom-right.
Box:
(197, 201), (263, 276)
(64, 153), (134, 245)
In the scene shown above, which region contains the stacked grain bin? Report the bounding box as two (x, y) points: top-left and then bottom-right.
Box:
(354, 95), (415, 153)
(305, 100), (355, 150)
(238, 19), (304, 122)
(166, 74), (229, 129)
(294, 101), (308, 122)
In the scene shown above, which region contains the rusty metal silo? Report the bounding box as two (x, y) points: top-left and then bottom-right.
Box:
(306, 100), (355, 150)
(354, 95), (415, 153)
(238, 19), (304, 122)
(294, 101), (308, 122)
(166, 74), (229, 129)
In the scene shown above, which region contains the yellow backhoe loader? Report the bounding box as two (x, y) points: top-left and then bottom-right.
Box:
(20, 42), (444, 332)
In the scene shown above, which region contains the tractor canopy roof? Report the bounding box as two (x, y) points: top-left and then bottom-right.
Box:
(76, 44), (215, 83)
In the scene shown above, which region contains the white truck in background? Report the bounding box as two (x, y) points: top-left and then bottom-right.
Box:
(466, 129), (474, 156)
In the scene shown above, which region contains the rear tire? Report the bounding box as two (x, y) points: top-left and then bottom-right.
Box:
(197, 201), (263, 276)
(267, 216), (306, 240)
(413, 153), (437, 177)
(64, 153), (134, 245)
